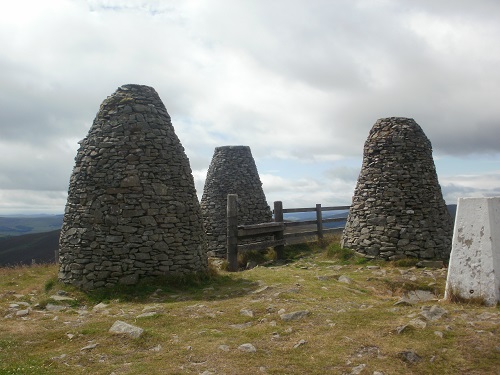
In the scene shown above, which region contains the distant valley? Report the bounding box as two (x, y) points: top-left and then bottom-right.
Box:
(0, 215), (63, 266)
(0, 214), (63, 237)
(0, 230), (60, 266)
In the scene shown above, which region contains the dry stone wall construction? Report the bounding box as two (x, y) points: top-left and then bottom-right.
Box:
(58, 84), (207, 290)
(201, 146), (272, 257)
(342, 117), (453, 260)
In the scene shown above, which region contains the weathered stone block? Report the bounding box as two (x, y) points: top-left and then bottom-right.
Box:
(134, 253), (151, 260)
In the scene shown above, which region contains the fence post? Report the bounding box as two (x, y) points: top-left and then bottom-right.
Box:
(316, 203), (323, 240)
(227, 194), (239, 272)
(274, 201), (284, 259)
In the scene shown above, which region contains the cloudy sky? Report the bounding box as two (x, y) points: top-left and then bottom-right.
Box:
(1, 0), (499, 215)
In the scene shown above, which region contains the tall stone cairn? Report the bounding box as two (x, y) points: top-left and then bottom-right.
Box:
(341, 117), (453, 260)
(58, 84), (207, 290)
(200, 146), (272, 258)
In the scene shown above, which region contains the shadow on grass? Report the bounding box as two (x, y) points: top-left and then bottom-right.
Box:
(45, 239), (341, 305)
(223, 241), (322, 271)
(50, 269), (262, 305)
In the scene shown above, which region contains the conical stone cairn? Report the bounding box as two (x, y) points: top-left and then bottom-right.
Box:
(201, 146), (272, 257)
(58, 84), (207, 290)
(342, 117), (453, 260)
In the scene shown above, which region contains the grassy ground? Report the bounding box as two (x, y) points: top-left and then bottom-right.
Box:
(0, 236), (498, 374)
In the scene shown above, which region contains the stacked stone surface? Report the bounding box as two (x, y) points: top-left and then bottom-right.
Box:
(201, 146), (272, 257)
(341, 117), (453, 260)
(58, 84), (207, 290)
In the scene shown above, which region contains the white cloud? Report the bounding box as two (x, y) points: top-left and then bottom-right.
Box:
(0, 189), (67, 215)
(261, 171), (357, 208)
(191, 168), (208, 199)
(440, 171), (500, 204)
(0, 140), (74, 191)
(0, 0), (499, 213)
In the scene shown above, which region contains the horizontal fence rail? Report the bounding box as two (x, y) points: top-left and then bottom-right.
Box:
(226, 194), (349, 271)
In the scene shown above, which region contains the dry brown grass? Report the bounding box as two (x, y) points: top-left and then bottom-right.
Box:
(0, 240), (498, 374)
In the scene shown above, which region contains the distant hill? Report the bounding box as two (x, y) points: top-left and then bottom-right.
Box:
(0, 215), (63, 237)
(283, 210), (348, 222)
(447, 204), (457, 221)
(0, 229), (60, 266)
(283, 204), (457, 229)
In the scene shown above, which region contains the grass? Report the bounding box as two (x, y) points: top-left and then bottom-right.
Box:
(393, 257), (421, 267)
(0, 237), (498, 374)
(445, 286), (492, 306)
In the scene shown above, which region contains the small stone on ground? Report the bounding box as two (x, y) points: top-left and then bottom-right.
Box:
(238, 343), (256, 353)
(240, 308), (254, 317)
(350, 363), (366, 374)
(420, 305), (447, 321)
(280, 310), (310, 321)
(293, 339), (307, 348)
(109, 320), (144, 338)
(338, 275), (353, 284)
(398, 350), (422, 363)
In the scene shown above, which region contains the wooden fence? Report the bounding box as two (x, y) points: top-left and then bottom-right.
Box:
(226, 194), (350, 271)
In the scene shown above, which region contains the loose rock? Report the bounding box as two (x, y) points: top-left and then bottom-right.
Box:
(238, 343), (257, 353)
(395, 290), (436, 305)
(109, 320), (144, 339)
(338, 275), (353, 284)
(136, 312), (158, 319)
(350, 364), (366, 374)
(240, 308), (254, 318)
(16, 309), (30, 317)
(420, 305), (447, 321)
(49, 295), (75, 302)
(398, 350), (422, 364)
(229, 322), (253, 329)
(46, 304), (67, 312)
(408, 318), (427, 329)
(293, 339), (307, 349)
(92, 302), (109, 312)
(81, 343), (98, 351)
(280, 310), (310, 321)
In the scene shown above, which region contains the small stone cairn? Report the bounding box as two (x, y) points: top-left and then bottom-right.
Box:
(58, 84), (207, 290)
(342, 117), (453, 260)
(200, 146), (272, 258)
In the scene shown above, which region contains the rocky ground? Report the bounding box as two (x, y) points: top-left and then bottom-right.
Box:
(1, 247), (499, 374)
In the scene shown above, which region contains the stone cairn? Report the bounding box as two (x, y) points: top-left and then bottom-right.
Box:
(341, 117), (453, 260)
(58, 84), (207, 290)
(200, 146), (272, 258)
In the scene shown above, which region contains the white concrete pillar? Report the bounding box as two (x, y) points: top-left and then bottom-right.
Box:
(445, 197), (500, 306)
